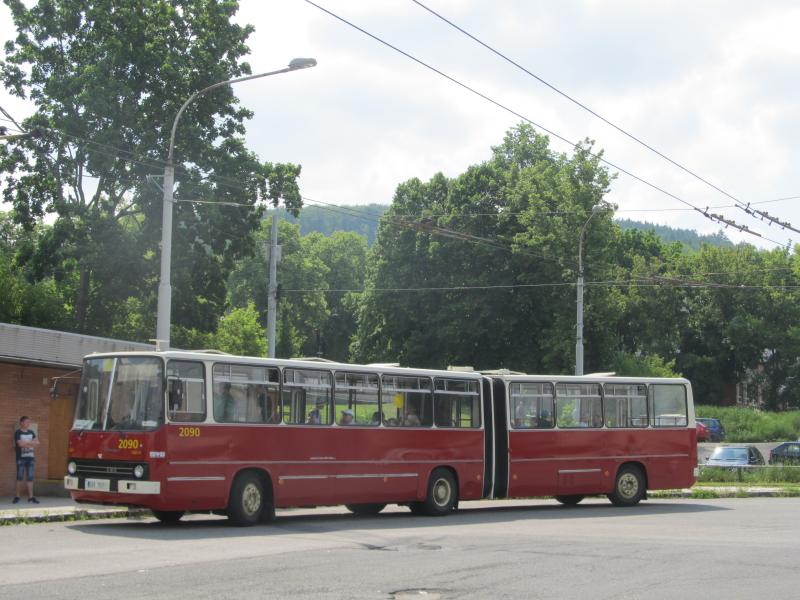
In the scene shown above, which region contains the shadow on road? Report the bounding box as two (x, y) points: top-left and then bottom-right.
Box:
(67, 499), (730, 541)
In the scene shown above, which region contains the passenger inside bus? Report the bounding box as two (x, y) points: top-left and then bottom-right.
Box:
(434, 400), (454, 427)
(405, 411), (421, 426)
(214, 382), (235, 421)
(340, 409), (355, 425)
(307, 408), (321, 424)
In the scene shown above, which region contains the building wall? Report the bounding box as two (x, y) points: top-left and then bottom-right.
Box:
(1, 362), (73, 497)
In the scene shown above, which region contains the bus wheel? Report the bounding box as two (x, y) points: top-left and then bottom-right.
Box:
(555, 495), (584, 506)
(420, 468), (458, 516)
(608, 465), (645, 507)
(228, 472), (265, 526)
(345, 503), (387, 516)
(152, 510), (184, 523)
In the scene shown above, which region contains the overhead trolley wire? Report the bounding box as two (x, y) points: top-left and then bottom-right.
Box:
(410, 0), (800, 237)
(303, 1), (787, 247)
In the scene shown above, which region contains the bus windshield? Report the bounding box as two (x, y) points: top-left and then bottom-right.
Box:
(74, 356), (164, 431)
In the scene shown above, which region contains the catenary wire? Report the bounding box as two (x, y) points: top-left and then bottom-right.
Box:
(410, 0), (799, 234)
(303, 0), (789, 247)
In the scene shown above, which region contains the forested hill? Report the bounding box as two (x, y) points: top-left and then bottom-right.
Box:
(276, 204), (733, 249)
(272, 204), (389, 245)
(616, 218), (733, 249)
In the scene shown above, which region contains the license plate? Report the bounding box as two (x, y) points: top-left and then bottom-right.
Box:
(85, 478), (111, 492)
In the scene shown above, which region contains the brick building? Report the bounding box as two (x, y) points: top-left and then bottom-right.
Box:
(1, 323), (152, 497)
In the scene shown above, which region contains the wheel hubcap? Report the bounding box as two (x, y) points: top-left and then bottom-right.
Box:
(242, 482), (262, 516)
(433, 478), (451, 507)
(618, 473), (639, 499)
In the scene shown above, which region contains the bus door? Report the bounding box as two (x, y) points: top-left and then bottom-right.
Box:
(481, 377), (495, 499)
(491, 378), (509, 499)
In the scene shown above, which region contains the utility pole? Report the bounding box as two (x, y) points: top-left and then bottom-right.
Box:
(575, 203), (607, 375)
(267, 213), (280, 358)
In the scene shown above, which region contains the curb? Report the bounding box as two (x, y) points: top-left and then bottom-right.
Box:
(3, 488), (799, 525)
(650, 486), (799, 499)
(0, 507), (149, 525)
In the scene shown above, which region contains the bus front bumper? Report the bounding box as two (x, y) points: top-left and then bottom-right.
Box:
(64, 476), (161, 495)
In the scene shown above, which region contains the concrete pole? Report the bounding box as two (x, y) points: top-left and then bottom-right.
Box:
(267, 214), (279, 358)
(575, 204), (606, 375)
(575, 247), (585, 376)
(155, 163), (174, 351)
(154, 58), (316, 350)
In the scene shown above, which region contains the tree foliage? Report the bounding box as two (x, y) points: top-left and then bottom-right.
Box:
(351, 124), (800, 407)
(353, 124), (616, 372)
(0, 0), (301, 339)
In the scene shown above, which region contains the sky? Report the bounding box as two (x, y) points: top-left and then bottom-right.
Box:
(1, 0), (799, 249)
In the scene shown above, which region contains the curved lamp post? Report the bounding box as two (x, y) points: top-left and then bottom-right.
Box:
(156, 58), (317, 350)
(575, 203), (607, 375)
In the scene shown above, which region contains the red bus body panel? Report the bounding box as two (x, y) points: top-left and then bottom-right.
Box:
(507, 428), (697, 498)
(68, 425), (485, 511)
(67, 354), (697, 515)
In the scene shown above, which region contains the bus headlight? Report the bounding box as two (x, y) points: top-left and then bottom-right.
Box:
(133, 465), (145, 479)
(67, 461), (77, 475)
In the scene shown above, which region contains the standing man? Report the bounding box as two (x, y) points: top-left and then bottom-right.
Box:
(13, 416), (40, 504)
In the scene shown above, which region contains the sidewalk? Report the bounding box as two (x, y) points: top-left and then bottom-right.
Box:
(1, 486), (795, 525)
(0, 495), (146, 525)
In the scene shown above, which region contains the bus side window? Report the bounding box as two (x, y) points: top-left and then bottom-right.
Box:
(434, 378), (481, 428)
(167, 360), (206, 423)
(283, 369), (332, 425)
(650, 384), (687, 427)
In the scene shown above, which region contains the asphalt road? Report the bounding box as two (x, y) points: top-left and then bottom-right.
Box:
(1, 498), (798, 599)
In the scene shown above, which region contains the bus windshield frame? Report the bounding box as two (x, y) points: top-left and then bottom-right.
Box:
(73, 356), (165, 431)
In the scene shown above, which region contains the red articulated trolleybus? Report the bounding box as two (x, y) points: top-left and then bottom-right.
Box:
(65, 351), (698, 525)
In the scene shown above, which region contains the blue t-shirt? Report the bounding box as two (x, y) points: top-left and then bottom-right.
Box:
(14, 429), (36, 460)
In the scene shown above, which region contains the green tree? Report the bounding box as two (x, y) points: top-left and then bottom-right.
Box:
(353, 124), (615, 373)
(227, 218), (328, 358)
(0, 212), (68, 328)
(612, 352), (679, 377)
(302, 231), (368, 361)
(211, 303), (267, 357)
(0, 0), (301, 339)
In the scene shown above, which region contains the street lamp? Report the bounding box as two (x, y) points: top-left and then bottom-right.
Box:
(155, 58), (317, 350)
(575, 203), (607, 375)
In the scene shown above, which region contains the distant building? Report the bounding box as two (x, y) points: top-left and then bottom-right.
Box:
(0, 323), (152, 496)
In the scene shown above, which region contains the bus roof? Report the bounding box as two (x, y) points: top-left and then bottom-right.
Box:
(82, 350), (486, 380)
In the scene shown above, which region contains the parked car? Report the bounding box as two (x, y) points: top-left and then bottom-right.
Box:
(769, 442), (800, 465)
(696, 421), (710, 442)
(696, 417), (726, 442)
(706, 445), (765, 467)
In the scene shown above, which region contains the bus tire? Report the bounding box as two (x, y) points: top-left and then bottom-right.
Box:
(152, 510), (184, 523)
(608, 465), (646, 507)
(345, 503), (386, 516)
(555, 495), (584, 506)
(228, 472), (265, 526)
(419, 468), (458, 517)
